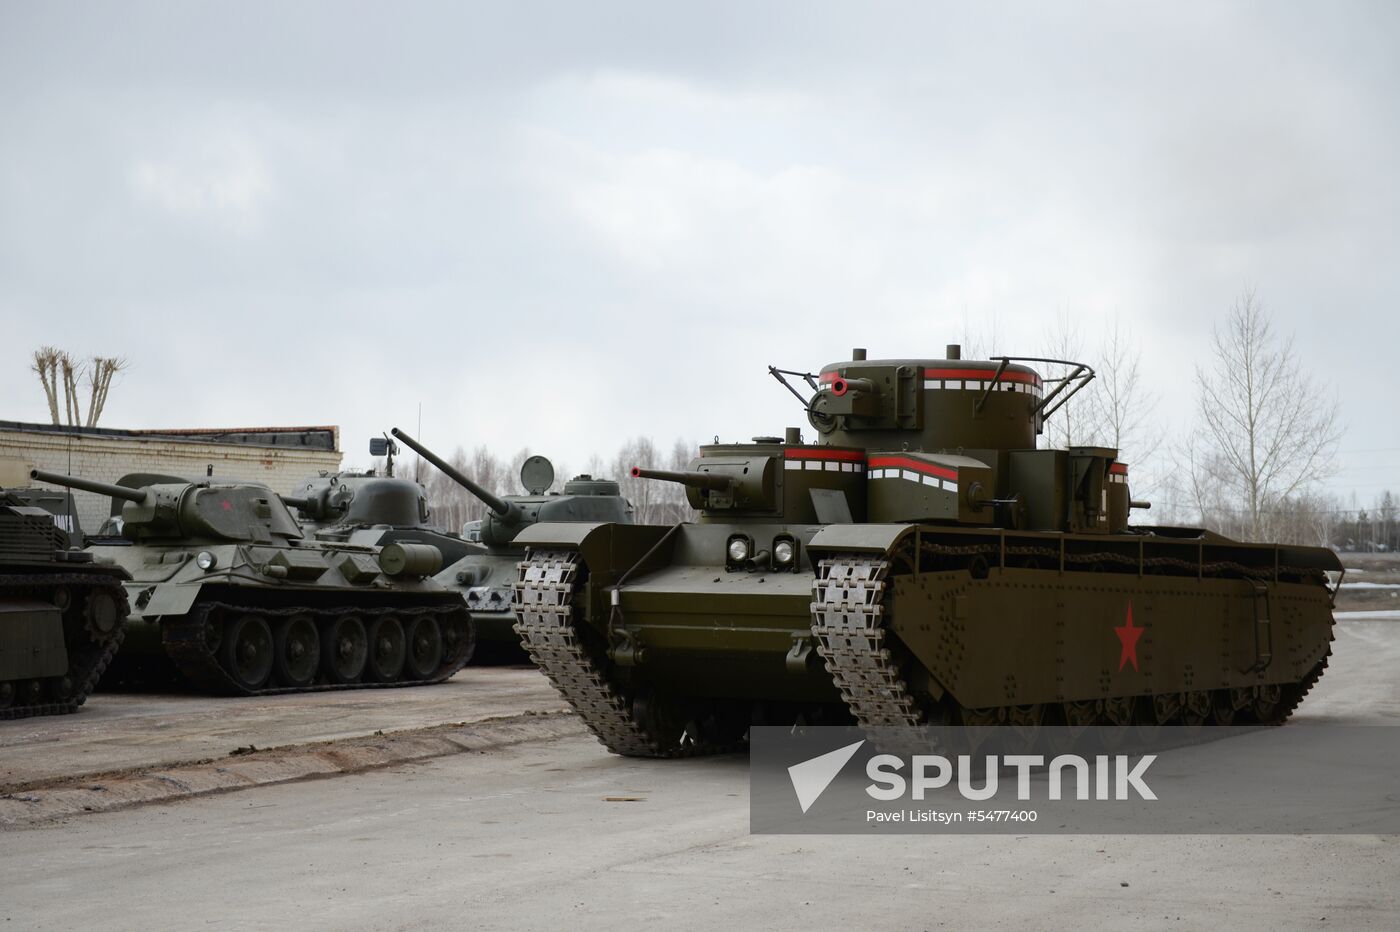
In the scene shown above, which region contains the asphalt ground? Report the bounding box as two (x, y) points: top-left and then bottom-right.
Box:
(1, 620), (1397, 930)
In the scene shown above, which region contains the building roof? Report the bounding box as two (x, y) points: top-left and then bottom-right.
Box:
(0, 420), (339, 452)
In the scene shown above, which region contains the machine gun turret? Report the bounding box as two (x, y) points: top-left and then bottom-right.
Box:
(629, 467), (734, 492)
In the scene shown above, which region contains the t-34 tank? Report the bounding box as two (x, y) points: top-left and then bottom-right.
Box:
(1, 490), (128, 718)
(29, 469), (472, 695)
(388, 428), (635, 657)
(288, 437), (474, 565)
(512, 347), (1340, 757)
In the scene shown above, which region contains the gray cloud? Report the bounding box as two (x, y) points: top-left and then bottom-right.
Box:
(2, 1), (1397, 502)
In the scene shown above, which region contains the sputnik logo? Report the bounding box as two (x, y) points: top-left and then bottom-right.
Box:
(788, 739), (865, 813)
(1115, 601), (1144, 672)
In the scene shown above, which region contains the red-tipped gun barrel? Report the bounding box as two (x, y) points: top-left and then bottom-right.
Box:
(630, 466), (734, 492)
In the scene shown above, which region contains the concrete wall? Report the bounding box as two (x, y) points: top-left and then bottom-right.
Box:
(1, 428), (342, 533)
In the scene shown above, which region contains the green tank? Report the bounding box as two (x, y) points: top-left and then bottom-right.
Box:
(29, 469), (473, 695)
(289, 468), (477, 568)
(388, 428), (635, 657)
(1, 489), (128, 719)
(512, 346), (1341, 757)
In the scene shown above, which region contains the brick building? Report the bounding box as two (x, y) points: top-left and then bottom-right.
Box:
(0, 420), (342, 532)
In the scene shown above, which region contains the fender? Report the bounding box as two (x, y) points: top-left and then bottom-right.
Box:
(807, 523), (915, 555)
(513, 521), (674, 577)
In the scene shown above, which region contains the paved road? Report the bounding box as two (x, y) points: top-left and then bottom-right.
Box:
(3, 734), (1396, 931)
(1, 621), (1397, 931)
(1, 665), (562, 789)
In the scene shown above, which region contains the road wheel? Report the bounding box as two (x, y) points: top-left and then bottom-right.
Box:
(1001, 704), (1042, 755)
(83, 590), (123, 641)
(1212, 687), (1249, 725)
(402, 616), (443, 680)
(0, 681), (14, 709)
(1252, 684), (1283, 723)
(1046, 700), (1096, 755)
(1100, 696), (1135, 750)
(366, 616), (406, 682)
(1181, 691), (1211, 727)
(273, 615), (320, 689)
(441, 615), (475, 666)
(322, 615), (368, 684)
(220, 614), (274, 692)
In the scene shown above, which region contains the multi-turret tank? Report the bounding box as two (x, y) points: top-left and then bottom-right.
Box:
(512, 346), (1341, 757)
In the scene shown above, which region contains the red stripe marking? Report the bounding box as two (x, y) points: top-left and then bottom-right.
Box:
(867, 455), (959, 481)
(784, 447), (865, 461)
(1109, 463), (1128, 475)
(923, 367), (1042, 386)
(819, 371), (837, 383)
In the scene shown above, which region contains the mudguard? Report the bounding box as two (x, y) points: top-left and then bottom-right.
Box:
(807, 523), (915, 554)
(513, 522), (674, 577)
(138, 582), (203, 619)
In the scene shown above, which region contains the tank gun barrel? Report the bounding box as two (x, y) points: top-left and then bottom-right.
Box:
(390, 427), (520, 522)
(630, 467), (734, 492)
(280, 495), (314, 511)
(30, 468), (150, 504)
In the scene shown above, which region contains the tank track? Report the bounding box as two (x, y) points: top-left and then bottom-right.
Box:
(812, 551), (1333, 739)
(1, 571), (129, 720)
(160, 598), (472, 696)
(514, 549), (742, 758)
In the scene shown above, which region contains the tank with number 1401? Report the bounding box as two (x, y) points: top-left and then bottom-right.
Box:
(511, 346), (1340, 757)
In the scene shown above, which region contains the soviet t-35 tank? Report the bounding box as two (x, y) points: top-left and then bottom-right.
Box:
(387, 428), (635, 657)
(512, 347), (1341, 757)
(29, 469), (473, 695)
(1, 490), (128, 719)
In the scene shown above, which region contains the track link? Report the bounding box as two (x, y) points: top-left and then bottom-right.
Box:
(514, 549), (741, 758)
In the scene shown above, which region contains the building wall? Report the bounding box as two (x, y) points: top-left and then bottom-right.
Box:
(1, 428), (342, 533)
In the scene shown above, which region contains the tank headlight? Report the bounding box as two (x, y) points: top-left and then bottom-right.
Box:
(773, 539), (795, 566)
(727, 537), (750, 563)
(196, 551), (218, 571)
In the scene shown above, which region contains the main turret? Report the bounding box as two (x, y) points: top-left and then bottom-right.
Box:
(634, 347), (1137, 534)
(30, 470), (302, 544)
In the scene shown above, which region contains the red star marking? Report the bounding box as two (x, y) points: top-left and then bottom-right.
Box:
(220, 500), (233, 511)
(1115, 601), (1144, 672)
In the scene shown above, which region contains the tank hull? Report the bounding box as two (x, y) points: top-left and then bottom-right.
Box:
(515, 520), (1338, 755)
(92, 542), (473, 696)
(1, 504), (128, 719)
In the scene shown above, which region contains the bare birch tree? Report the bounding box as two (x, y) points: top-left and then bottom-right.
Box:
(31, 347), (127, 427)
(1087, 320), (1160, 490)
(1193, 290), (1342, 540)
(1040, 310), (1096, 450)
(84, 356), (127, 426)
(31, 347), (62, 424)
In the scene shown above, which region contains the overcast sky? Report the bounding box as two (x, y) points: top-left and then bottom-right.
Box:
(2, 1), (1397, 508)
